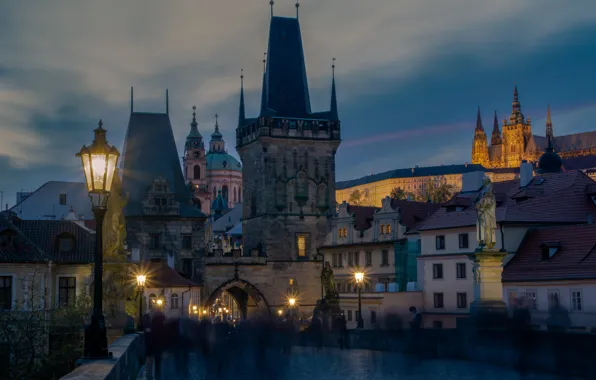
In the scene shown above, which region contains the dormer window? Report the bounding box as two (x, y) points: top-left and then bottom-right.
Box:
(386, 224), (392, 234)
(0, 231), (15, 248)
(56, 233), (75, 253)
(541, 242), (561, 260)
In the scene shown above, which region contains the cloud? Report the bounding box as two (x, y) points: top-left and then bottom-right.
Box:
(0, 0), (595, 205)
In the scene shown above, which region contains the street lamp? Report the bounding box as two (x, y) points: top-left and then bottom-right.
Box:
(288, 297), (297, 318)
(136, 275), (146, 331)
(78, 119), (120, 359)
(354, 272), (364, 328)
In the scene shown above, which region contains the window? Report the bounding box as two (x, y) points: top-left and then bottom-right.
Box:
(381, 250), (389, 266)
(343, 228), (348, 237)
(347, 283), (353, 293)
(507, 290), (517, 308)
(59, 193), (67, 205)
(149, 234), (160, 249)
(456, 263), (466, 279)
(58, 277), (76, 306)
(433, 293), (444, 308)
(525, 289), (537, 310)
(548, 289), (560, 309)
(332, 253), (337, 267)
(457, 292), (467, 309)
(433, 321), (443, 329)
(338, 252), (343, 267)
(381, 225), (386, 234)
(365, 251), (372, 267)
(364, 282), (371, 292)
(182, 258), (193, 275)
(182, 235), (192, 250)
(296, 234), (309, 257)
(0, 276), (12, 310)
(347, 310), (353, 321)
(222, 185), (229, 201)
(193, 165), (201, 179)
(234, 188), (237, 203)
(436, 235), (445, 250)
(0, 231), (15, 248)
(171, 293), (180, 309)
(354, 251), (360, 267)
(148, 294), (156, 309)
(348, 252), (354, 267)
(458, 233), (469, 249)
(432, 263), (443, 279)
(387, 225), (391, 234)
(370, 310), (377, 324)
(571, 290), (582, 311)
(58, 235), (74, 253)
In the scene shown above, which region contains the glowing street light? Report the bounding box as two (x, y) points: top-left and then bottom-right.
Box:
(354, 272), (365, 328)
(78, 120), (120, 359)
(288, 298), (296, 307)
(136, 274), (147, 331)
(278, 309), (283, 316)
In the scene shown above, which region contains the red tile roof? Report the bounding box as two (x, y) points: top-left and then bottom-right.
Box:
(503, 224), (596, 282)
(390, 199), (441, 232)
(348, 205), (377, 231)
(419, 170), (596, 231)
(146, 262), (200, 288)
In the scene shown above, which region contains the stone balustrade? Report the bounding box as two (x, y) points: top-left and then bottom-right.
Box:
(60, 333), (145, 380)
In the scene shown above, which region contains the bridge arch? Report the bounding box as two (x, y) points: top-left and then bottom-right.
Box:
(204, 278), (271, 320)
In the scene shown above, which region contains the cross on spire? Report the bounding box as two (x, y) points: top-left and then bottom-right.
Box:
(296, 1), (300, 18)
(215, 113), (219, 127)
(332, 57), (336, 78)
(270, 0), (274, 17)
(192, 106), (196, 120)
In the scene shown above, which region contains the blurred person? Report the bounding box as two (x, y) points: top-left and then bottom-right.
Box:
(511, 297), (532, 374)
(408, 306), (422, 355)
(149, 310), (166, 379)
(546, 293), (571, 376)
(337, 313), (348, 350)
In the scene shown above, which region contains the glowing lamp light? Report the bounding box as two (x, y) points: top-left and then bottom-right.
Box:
(136, 275), (146, 287)
(192, 305), (198, 311)
(156, 299), (164, 306)
(76, 120), (120, 209)
(288, 298), (296, 307)
(218, 308), (223, 313)
(354, 272), (365, 284)
(278, 309), (283, 316)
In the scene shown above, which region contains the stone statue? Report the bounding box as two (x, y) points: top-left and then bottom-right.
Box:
(473, 263), (481, 284)
(321, 262), (337, 297)
(476, 177), (497, 250)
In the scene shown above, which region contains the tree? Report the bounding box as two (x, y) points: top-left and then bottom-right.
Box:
(390, 187), (407, 200)
(348, 189), (372, 206)
(413, 176), (455, 203)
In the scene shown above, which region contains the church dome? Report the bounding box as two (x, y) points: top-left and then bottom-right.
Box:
(537, 143), (563, 174)
(211, 190), (228, 215)
(206, 152), (242, 172)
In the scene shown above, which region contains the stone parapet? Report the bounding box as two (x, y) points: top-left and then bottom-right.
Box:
(60, 333), (145, 380)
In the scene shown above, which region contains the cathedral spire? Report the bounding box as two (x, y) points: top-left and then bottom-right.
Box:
(546, 104), (554, 142)
(130, 86), (134, 114)
(330, 58), (338, 121)
(475, 106), (484, 132)
(260, 52), (269, 116)
(185, 106), (202, 145)
(509, 84), (525, 124)
(238, 69), (246, 128)
(491, 110), (502, 145)
(270, 0), (274, 17)
(296, 1), (300, 19)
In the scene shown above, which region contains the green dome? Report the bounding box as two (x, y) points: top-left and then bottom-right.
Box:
(206, 152), (242, 172)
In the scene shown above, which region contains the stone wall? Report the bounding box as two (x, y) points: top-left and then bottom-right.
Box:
(61, 333), (145, 380)
(299, 328), (596, 378)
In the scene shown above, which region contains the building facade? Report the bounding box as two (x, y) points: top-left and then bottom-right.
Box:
(201, 13), (341, 319)
(183, 109), (242, 215)
(471, 86), (596, 169)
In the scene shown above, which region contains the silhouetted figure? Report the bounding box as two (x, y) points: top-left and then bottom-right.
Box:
(310, 311), (323, 350)
(408, 306), (422, 355)
(337, 313), (348, 350)
(511, 298), (532, 374)
(546, 294), (571, 376)
(149, 311), (166, 379)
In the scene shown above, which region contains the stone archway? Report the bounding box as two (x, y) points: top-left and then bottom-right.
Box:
(204, 279), (271, 320)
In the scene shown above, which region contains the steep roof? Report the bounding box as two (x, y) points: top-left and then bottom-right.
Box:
(261, 16), (311, 118)
(0, 214), (50, 263)
(211, 203), (242, 233)
(336, 164), (486, 190)
(390, 199), (441, 232)
(349, 205), (377, 231)
(206, 152), (242, 172)
(528, 132), (596, 154)
(503, 224), (596, 282)
(418, 170), (596, 231)
(146, 262), (200, 288)
(120, 112), (204, 218)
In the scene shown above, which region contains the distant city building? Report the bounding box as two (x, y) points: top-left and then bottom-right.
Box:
(9, 181), (93, 221)
(320, 197), (439, 329)
(472, 86), (596, 169)
(183, 109), (242, 215)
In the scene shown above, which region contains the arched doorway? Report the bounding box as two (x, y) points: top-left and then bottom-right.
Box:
(204, 279), (271, 320)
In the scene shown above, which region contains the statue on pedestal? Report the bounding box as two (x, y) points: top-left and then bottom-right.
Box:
(316, 262), (340, 331)
(476, 177), (497, 250)
(321, 262), (337, 298)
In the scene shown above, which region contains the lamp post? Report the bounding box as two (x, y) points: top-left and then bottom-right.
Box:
(77, 120), (120, 358)
(288, 297), (296, 318)
(354, 272), (364, 328)
(136, 275), (146, 331)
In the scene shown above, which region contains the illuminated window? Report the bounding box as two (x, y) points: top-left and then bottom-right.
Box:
(387, 225), (391, 234)
(171, 293), (180, 309)
(381, 225), (385, 234)
(296, 234), (309, 257)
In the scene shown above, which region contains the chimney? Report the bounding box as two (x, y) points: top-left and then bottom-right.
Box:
(461, 171), (485, 192)
(520, 160), (534, 187)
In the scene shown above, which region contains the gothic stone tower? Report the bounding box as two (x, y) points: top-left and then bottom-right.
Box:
(501, 86), (533, 167)
(183, 106), (209, 214)
(471, 107), (489, 166)
(202, 13), (340, 318)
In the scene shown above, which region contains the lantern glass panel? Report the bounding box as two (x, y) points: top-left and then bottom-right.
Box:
(91, 154), (107, 191)
(105, 152), (118, 192)
(81, 153), (93, 192)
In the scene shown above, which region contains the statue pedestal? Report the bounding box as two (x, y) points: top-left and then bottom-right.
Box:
(468, 249), (508, 328)
(315, 294), (341, 331)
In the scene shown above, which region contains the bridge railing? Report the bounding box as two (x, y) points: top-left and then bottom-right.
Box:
(60, 333), (145, 380)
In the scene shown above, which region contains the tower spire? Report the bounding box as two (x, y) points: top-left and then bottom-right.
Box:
(166, 89), (169, 115)
(270, 0), (274, 17)
(509, 84), (524, 123)
(475, 106), (484, 132)
(330, 58), (338, 121)
(130, 86), (134, 114)
(238, 69), (246, 128)
(296, 1), (300, 18)
(491, 110), (502, 145)
(260, 52), (269, 116)
(214, 113), (220, 133)
(546, 104), (554, 142)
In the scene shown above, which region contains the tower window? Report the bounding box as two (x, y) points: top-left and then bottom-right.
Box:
(222, 185), (229, 201)
(193, 165), (201, 179)
(59, 194), (67, 205)
(296, 233), (309, 258)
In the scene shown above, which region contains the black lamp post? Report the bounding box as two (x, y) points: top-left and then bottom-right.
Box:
(355, 272), (364, 328)
(77, 120), (120, 358)
(136, 275), (146, 331)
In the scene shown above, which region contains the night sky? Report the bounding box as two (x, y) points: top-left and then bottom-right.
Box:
(1, 0), (596, 207)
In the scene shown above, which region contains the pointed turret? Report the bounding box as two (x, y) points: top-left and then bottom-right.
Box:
(260, 53), (269, 116)
(475, 107), (484, 132)
(545, 104), (554, 142)
(209, 114), (225, 153)
(238, 69), (246, 128)
(472, 107), (489, 165)
(491, 110), (502, 145)
(185, 106), (204, 150)
(329, 58), (338, 121)
(508, 85), (525, 124)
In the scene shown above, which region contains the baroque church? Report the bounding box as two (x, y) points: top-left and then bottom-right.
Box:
(472, 86), (596, 169)
(182, 109), (242, 215)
